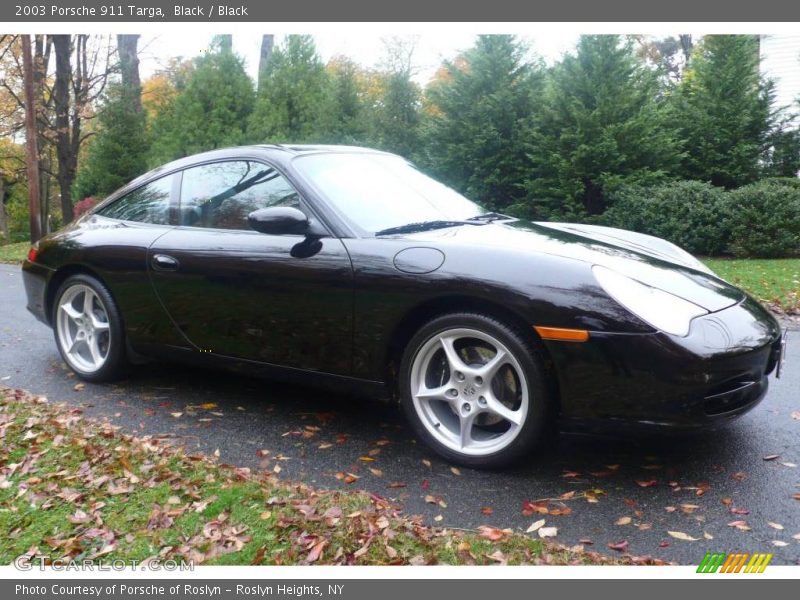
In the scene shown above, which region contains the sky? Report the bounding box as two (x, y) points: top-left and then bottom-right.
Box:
(137, 32), (581, 85)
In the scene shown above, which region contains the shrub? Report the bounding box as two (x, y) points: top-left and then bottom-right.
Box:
(727, 181), (800, 258)
(602, 181), (731, 255)
(74, 196), (98, 218)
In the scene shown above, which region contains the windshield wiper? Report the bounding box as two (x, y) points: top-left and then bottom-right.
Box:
(375, 220), (485, 237)
(466, 212), (514, 223)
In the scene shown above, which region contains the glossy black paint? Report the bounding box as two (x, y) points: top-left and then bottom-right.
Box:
(21, 145), (783, 433)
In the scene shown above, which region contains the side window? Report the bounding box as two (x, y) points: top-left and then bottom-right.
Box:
(179, 160), (302, 230)
(97, 175), (173, 224)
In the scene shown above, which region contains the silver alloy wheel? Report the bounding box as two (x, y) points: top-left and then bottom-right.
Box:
(410, 327), (529, 456)
(56, 284), (111, 374)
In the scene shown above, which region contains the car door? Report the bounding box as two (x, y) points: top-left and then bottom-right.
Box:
(90, 172), (188, 350)
(147, 159), (354, 375)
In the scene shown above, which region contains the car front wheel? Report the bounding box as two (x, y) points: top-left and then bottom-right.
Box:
(53, 274), (127, 382)
(399, 312), (552, 468)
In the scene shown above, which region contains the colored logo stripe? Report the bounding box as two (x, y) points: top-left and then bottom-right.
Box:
(697, 552), (773, 573)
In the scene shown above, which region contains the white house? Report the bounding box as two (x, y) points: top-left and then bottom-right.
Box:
(760, 34), (800, 121)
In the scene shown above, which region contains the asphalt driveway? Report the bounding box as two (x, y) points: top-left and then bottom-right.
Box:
(1, 263), (798, 564)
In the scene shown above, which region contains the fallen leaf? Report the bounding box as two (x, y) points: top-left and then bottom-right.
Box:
(422, 459), (432, 468)
(763, 454), (781, 461)
(732, 472), (747, 481)
(730, 507), (750, 515)
(615, 516), (632, 526)
(791, 411), (800, 420)
(368, 468), (383, 477)
(307, 540), (327, 563)
(721, 498), (733, 506)
(170, 412), (183, 418)
(478, 526), (505, 541)
(537, 527), (558, 539)
(635, 479), (657, 488)
(198, 402), (218, 410)
(607, 540), (628, 552)
(526, 518), (546, 533)
(668, 531), (699, 541)
(772, 540), (789, 547)
(450, 467), (461, 476)
(767, 522), (784, 530)
(358, 456), (375, 463)
(73, 383), (85, 391)
(703, 532), (713, 540)
(481, 506), (494, 515)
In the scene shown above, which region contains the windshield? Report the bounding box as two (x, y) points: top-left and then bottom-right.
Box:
(293, 152), (483, 234)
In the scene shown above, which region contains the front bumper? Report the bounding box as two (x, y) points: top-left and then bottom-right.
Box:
(548, 295), (783, 433)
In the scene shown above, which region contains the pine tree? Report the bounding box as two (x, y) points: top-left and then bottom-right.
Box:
(321, 56), (369, 144)
(527, 35), (682, 219)
(248, 35), (330, 143)
(421, 35), (543, 211)
(672, 35), (786, 188)
(73, 84), (149, 199)
(149, 41), (254, 163)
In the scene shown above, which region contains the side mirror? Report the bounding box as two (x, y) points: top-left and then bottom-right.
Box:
(247, 207), (310, 235)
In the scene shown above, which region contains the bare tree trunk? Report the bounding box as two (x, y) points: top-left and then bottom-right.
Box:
(117, 34), (141, 112)
(33, 34), (51, 233)
(258, 34), (274, 92)
(21, 35), (42, 242)
(52, 34), (75, 223)
(0, 178), (9, 241)
(679, 35), (693, 66)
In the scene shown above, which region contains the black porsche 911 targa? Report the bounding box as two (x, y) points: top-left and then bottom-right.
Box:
(22, 145), (786, 467)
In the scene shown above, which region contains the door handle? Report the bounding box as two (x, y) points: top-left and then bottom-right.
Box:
(151, 253), (179, 271)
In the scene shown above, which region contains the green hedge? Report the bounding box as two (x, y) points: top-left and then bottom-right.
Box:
(727, 181), (800, 258)
(600, 179), (800, 258)
(602, 181), (731, 255)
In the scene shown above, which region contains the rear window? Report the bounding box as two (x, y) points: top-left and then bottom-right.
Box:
(97, 175), (173, 224)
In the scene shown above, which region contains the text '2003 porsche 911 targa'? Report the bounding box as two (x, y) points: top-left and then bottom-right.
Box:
(22, 145), (785, 467)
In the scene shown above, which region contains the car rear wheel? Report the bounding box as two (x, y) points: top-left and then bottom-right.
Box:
(399, 313), (552, 468)
(53, 274), (127, 382)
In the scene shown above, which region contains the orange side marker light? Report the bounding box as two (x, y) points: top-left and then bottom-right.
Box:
(534, 326), (590, 342)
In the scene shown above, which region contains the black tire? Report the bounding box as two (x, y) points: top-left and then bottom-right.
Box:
(399, 312), (553, 468)
(52, 273), (128, 382)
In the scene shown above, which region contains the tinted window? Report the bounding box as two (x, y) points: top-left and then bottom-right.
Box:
(98, 175), (173, 224)
(293, 153), (482, 234)
(179, 161), (302, 230)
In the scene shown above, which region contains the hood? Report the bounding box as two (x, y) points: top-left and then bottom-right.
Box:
(400, 219), (744, 313)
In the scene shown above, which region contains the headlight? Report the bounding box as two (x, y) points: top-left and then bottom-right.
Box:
(593, 265), (708, 337)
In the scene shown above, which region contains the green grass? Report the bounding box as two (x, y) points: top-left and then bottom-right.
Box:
(0, 242), (28, 264)
(0, 386), (656, 566)
(704, 258), (800, 314)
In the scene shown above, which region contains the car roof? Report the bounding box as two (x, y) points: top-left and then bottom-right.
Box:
(107, 144), (394, 203)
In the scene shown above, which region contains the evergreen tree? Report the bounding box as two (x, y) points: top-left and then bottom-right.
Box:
(321, 56), (369, 144)
(365, 38), (422, 158)
(527, 35), (682, 219)
(421, 35), (543, 211)
(73, 84), (149, 199)
(671, 35), (782, 188)
(149, 41), (254, 163)
(248, 35), (330, 142)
